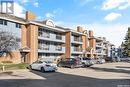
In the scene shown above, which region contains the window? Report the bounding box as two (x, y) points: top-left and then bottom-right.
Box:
(16, 23), (21, 28)
(0, 37), (6, 40)
(0, 19), (7, 25)
(74, 36), (79, 41)
(16, 38), (21, 42)
(38, 30), (42, 36)
(43, 30), (50, 38)
(55, 45), (62, 51)
(38, 41), (50, 50)
(4, 20), (7, 25)
(73, 36), (82, 42)
(46, 54), (50, 57)
(56, 33), (62, 40)
(42, 43), (49, 50)
(0, 19), (3, 24)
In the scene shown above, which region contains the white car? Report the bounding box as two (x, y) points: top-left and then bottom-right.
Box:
(30, 61), (58, 72)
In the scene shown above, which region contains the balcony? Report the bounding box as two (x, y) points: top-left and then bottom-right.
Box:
(38, 45), (65, 53)
(96, 49), (103, 55)
(71, 36), (83, 44)
(96, 50), (102, 53)
(103, 45), (107, 49)
(71, 47), (83, 54)
(38, 32), (65, 43)
(96, 43), (102, 48)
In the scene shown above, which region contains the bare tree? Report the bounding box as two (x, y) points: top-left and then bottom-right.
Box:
(0, 31), (19, 57)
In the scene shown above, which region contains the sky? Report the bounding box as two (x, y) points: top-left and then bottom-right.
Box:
(2, 0), (130, 47)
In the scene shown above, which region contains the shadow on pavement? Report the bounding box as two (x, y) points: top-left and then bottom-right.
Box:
(89, 66), (130, 74)
(0, 70), (130, 87)
(0, 71), (13, 75)
(116, 66), (130, 69)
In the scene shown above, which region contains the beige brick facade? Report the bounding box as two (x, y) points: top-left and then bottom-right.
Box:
(0, 11), (100, 64)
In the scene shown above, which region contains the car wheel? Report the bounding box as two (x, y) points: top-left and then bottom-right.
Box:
(57, 63), (61, 67)
(87, 65), (92, 67)
(97, 61), (100, 64)
(28, 65), (32, 70)
(53, 70), (56, 72)
(41, 67), (45, 72)
(70, 65), (74, 69)
(81, 64), (86, 68)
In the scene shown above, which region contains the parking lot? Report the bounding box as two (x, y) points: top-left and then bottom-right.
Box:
(0, 62), (130, 87)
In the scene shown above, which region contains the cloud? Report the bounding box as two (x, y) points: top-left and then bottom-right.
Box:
(104, 13), (122, 21)
(88, 23), (129, 47)
(102, 0), (130, 10)
(80, 0), (94, 6)
(55, 21), (65, 26)
(53, 8), (63, 14)
(13, 3), (25, 18)
(33, 2), (39, 7)
(45, 8), (63, 19)
(18, 0), (29, 5)
(74, 0), (94, 6)
(36, 16), (43, 20)
(45, 13), (55, 18)
(18, 0), (39, 7)
(22, 0), (29, 3)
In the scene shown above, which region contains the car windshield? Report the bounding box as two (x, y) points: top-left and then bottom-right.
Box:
(33, 61), (43, 63)
(63, 58), (75, 61)
(43, 61), (53, 63)
(82, 58), (91, 60)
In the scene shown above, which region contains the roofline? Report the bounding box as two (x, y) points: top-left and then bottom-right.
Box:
(29, 21), (66, 32)
(0, 16), (27, 24)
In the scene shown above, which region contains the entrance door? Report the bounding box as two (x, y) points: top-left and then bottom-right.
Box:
(21, 52), (28, 63)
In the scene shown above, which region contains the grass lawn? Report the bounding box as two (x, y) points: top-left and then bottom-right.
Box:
(0, 63), (29, 71)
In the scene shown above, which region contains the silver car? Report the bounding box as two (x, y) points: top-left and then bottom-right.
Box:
(79, 58), (95, 67)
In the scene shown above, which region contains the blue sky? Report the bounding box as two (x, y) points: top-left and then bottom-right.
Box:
(8, 0), (130, 47)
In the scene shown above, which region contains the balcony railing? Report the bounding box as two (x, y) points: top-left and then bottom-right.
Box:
(38, 31), (50, 38)
(71, 47), (83, 54)
(38, 44), (49, 50)
(96, 50), (102, 53)
(96, 44), (102, 46)
(55, 46), (62, 51)
(74, 37), (82, 42)
(38, 44), (65, 53)
(74, 48), (82, 52)
(56, 35), (62, 40)
(71, 36), (83, 44)
(38, 32), (65, 43)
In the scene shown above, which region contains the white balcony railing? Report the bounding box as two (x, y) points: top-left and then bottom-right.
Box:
(71, 36), (83, 44)
(38, 45), (65, 53)
(71, 47), (83, 54)
(38, 32), (65, 43)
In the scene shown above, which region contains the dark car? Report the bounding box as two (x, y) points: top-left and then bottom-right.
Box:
(57, 58), (82, 68)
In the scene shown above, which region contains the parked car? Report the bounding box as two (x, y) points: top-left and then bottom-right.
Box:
(57, 58), (82, 68)
(120, 58), (130, 62)
(79, 57), (95, 67)
(115, 57), (120, 62)
(97, 58), (105, 64)
(30, 60), (58, 72)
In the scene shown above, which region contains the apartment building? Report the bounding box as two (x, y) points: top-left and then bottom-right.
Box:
(0, 11), (96, 64)
(95, 37), (115, 59)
